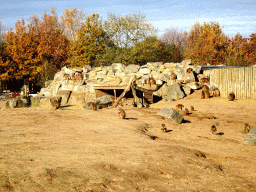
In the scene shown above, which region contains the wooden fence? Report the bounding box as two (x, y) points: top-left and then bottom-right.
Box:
(208, 67), (256, 99)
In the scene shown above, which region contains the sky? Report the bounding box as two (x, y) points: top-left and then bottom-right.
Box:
(0, 0), (256, 38)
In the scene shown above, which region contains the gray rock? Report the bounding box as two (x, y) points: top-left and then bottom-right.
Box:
(177, 68), (185, 81)
(83, 95), (113, 109)
(40, 88), (53, 97)
(124, 64), (140, 74)
(242, 128), (256, 146)
(159, 73), (171, 82)
(182, 85), (193, 96)
(56, 90), (71, 105)
(157, 108), (183, 124)
(181, 59), (192, 66)
(139, 68), (152, 74)
(154, 83), (185, 101)
(184, 71), (196, 83)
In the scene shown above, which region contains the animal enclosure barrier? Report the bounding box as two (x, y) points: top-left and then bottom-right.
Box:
(209, 67), (256, 99)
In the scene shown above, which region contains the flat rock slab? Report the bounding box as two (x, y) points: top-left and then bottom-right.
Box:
(56, 90), (71, 105)
(157, 107), (184, 124)
(242, 128), (256, 146)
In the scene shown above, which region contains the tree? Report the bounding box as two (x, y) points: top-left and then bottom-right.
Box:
(69, 13), (113, 67)
(243, 33), (256, 66)
(60, 8), (85, 41)
(130, 36), (180, 65)
(160, 26), (186, 58)
(103, 12), (157, 48)
(224, 33), (248, 66)
(184, 22), (228, 65)
(0, 8), (69, 86)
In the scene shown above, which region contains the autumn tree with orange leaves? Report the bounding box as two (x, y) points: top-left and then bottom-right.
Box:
(0, 9), (69, 86)
(184, 22), (229, 65)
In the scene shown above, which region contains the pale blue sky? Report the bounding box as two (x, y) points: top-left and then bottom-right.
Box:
(0, 0), (256, 38)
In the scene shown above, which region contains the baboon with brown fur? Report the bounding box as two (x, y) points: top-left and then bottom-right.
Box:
(118, 108), (126, 119)
(88, 102), (98, 111)
(161, 124), (167, 133)
(201, 90), (205, 99)
(244, 123), (251, 134)
(184, 108), (189, 116)
(205, 91), (210, 99)
(211, 125), (217, 135)
(171, 72), (177, 80)
(176, 104), (184, 110)
(213, 88), (220, 97)
(148, 77), (156, 87)
(228, 92), (235, 101)
(186, 68), (193, 73)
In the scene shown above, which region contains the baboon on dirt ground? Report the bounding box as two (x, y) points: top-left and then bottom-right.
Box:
(213, 88), (220, 97)
(50, 97), (61, 110)
(118, 108), (126, 119)
(211, 125), (217, 135)
(161, 124), (167, 133)
(184, 108), (189, 116)
(228, 92), (235, 101)
(244, 123), (251, 134)
(201, 90), (205, 99)
(176, 104), (184, 110)
(87, 102), (98, 111)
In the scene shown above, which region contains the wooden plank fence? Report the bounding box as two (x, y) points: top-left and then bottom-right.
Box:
(209, 67), (256, 99)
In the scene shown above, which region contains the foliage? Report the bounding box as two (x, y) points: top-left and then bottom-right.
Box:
(184, 22), (229, 65)
(224, 33), (248, 66)
(160, 26), (187, 58)
(104, 12), (157, 48)
(0, 9), (69, 84)
(68, 13), (114, 67)
(129, 36), (181, 65)
(60, 8), (85, 41)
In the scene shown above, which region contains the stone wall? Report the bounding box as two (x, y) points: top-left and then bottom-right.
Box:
(36, 59), (209, 107)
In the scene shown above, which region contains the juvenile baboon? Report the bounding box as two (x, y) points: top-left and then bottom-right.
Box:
(74, 72), (83, 81)
(211, 125), (217, 135)
(184, 108), (189, 116)
(244, 123), (251, 134)
(190, 106), (195, 111)
(200, 76), (210, 84)
(118, 108), (126, 119)
(52, 100), (60, 110)
(161, 124), (167, 133)
(64, 74), (70, 80)
(213, 88), (220, 97)
(176, 104), (184, 110)
(228, 92), (235, 101)
(186, 68), (193, 73)
(201, 90), (205, 99)
(148, 77), (156, 88)
(87, 102), (98, 111)
(171, 72), (177, 80)
(50, 97), (61, 110)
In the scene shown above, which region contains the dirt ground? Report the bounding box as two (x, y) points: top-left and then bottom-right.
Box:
(0, 90), (256, 192)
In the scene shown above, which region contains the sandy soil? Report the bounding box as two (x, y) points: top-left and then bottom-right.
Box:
(0, 90), (256, 192)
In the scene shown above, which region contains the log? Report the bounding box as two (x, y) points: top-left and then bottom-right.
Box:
(131, 85), (142, 108)
(112, 85), (131, 107)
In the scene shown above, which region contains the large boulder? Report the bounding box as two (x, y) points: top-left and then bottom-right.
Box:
(56, 90), (71, 105)
(154, 83), (185, 101)
(157, 108), (184, 124)
(124, 64), (140, 74)
(83, 95), (113, 109)
(68, 92), (85, 106)
(242, 128), (256, 146)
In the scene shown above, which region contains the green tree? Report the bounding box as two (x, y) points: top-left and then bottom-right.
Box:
(104, 12), (157, 48)
(69, 13), (113, 67)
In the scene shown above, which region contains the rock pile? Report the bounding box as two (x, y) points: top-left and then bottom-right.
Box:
(29, 59), (209, 108)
